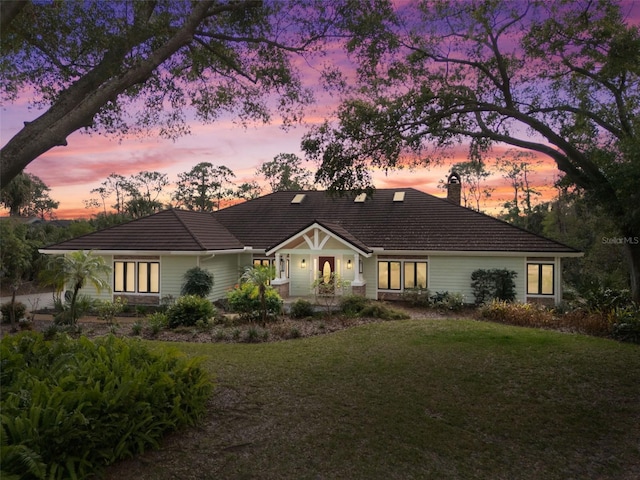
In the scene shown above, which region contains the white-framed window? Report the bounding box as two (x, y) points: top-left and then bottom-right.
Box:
(527, 263), (554, 296)
(114, 261), (159, 294)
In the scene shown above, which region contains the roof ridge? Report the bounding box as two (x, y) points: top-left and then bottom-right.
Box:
(170, 209), (208, 250)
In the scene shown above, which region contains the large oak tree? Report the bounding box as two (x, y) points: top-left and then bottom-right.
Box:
(303, 0), (640, 300)
(0, 0), (344, 188)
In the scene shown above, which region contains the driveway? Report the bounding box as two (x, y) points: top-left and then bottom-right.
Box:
(0, 292), (56, 311)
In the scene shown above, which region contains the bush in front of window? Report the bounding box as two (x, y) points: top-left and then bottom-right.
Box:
(430, 291), (466, 312)
(400, 288), (432, 308)
(181, 267), (214, 298)
(471, 269), (517, 305)
(166, 295), (216, 328)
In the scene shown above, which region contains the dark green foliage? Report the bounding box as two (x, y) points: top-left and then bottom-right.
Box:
(339, 294), (370, 316)
(339, 296), (409, 320)
(611, 307), (640, 344)
(166, 295), (215, 329)
(181, 267), (214, 298)
(471, 269), (517, 305)
(358, 303), (410, 320)
(430, 291), (466, 312)
(226, 283), (283, 323)
(0, 302), (26, 324)
(0, 332), (212, 479)
(578, 285), (632, 313)
(401, 288), (432, 308)
(289, 298), (315, 319)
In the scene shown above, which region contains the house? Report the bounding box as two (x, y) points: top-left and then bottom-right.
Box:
(40, 184), (581, 306)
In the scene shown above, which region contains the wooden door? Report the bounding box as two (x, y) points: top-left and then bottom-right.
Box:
(318, 256), (335, 294)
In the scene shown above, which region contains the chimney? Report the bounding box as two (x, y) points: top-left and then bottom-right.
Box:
(446, 172), (461, 205)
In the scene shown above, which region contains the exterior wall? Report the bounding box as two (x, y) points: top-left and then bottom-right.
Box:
(428, 255), (526, 303)
(161, 255), (198, 301)
(361, 256), (378, 299)
(76, 254), (113, 302)
(201, 254), (241, 302)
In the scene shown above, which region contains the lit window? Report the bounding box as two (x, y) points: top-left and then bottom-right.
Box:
(527, 263), (554, 295)
(378, 261), (401, 290)
(404, 262), (428, 289)
(114, 261), (159, 294)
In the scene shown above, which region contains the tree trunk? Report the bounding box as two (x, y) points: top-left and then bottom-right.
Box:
(0, 0), (215, 188)
(624, 238), (640, 303)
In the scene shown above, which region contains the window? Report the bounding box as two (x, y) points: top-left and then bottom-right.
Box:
(114, 261), (159, 294)
(527, 263), (554, 295)
(378, 261), (401, 290)
(378, 259), (429, 291)
(404, 262), (428, 289)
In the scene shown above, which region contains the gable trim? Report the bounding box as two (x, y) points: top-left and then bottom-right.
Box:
(266, 221), (372, 257)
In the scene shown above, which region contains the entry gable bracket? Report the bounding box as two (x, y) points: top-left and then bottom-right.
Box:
(266, 220), (372, 257)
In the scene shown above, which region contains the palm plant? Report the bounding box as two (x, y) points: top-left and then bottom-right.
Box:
(240, 265), (276, 325)
(54, 251), (111, 324)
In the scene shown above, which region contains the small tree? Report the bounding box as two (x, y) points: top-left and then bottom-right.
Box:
(54, 251), (111, 324)
(312, 273), (350, 316)
(240, 265), (277, 325)
(181, 267), (214, 298)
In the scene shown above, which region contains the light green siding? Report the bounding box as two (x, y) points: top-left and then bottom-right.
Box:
(201, 254), (241, 301)
(76, 254), (112, 301)
(162, 256), (198, 299)
(429, 256), (526, 303)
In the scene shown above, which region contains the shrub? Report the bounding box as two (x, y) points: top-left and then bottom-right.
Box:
(479, 300), (554, 327)
(431, 291), (466, 312)
(181, 267), (214, 298)
(579, 284), (632, 313)
(166, 295), (215, 329)
(95, 297), (127, 324)
(0, 302), (27, 324)
(146, 312), (168, 335)
(611, 304), (640, 344)
(289, 298), (315, 319)
(401, 288), (432, 308)
(339, 295), (370, 316)
(226, 282), (282, 322)
(0, 331), (212, 480)
(471, 269), (517, 305)
(359, 303), (410, 320)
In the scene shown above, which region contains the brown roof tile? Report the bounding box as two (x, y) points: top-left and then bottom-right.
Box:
(45, 209), (243, 252)
(45, 189), (579, 254)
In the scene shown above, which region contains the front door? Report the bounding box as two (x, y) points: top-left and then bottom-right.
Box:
(318, 256), (335, 294)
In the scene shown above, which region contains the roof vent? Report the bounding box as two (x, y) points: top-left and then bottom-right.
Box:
(354, 193), (367, 203)
(291, 193), (306, 204)
(393, 191), (405, 202)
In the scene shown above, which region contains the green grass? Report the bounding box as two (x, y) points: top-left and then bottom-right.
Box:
(104, 319), (640, 480)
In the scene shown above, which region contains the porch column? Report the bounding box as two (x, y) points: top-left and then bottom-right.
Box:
(352, 253), (365, 286)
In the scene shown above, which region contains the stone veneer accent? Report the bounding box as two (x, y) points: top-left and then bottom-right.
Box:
(114, 294), (160, 306)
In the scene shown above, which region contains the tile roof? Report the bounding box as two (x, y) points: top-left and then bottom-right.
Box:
(214, 189), (579, 254)
(44, 189), (579, 254)
(44, 209), (243, 252)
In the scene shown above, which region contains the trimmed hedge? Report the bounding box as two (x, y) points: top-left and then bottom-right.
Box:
(0, 332), (212, 479)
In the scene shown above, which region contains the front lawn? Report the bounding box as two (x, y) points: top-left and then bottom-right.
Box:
(107, 319), (640, 479)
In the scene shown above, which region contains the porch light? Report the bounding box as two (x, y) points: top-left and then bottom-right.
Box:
(347, 259), (352, 269)
(301, 258), (306, 269)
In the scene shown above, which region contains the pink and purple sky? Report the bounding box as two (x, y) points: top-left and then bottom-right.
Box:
(1, 1), (636, 219)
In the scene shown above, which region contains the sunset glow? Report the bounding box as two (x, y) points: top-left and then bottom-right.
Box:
(2, 1), (636, 220)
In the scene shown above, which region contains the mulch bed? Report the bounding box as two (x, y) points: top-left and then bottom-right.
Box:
(1, 305), (467, 344)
